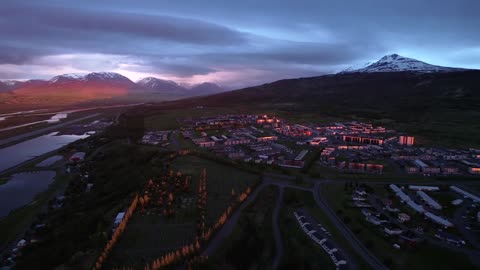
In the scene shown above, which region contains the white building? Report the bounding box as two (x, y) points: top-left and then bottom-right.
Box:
(450, 186), (480, 203)
(417, 191), (442, 210)
(425, 212), (453, 228)
(409, 185), (440, 192)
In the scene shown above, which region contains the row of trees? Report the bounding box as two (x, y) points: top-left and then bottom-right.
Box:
(143, 240), (202, 270)
(197, 168), (208, 234)
(95, 194), (139, 270)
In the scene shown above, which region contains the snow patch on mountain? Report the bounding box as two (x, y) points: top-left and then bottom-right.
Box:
(138, 77), (180, 88)
(49, 73), (86, 83)
(48, 72), (132, 84)
(341, 54), (468, 74)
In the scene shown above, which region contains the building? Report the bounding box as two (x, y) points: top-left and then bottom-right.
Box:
(355, 189), (367, 196)
(451, 199), (463, 206)
(417, 191), (442, 210)
(404, 162), (420, 174)
(398, 213), (411, 223)
(114, 212), (125, 226)
(69, 152), (85, 162)
(361, 209), (372, 217)
(280, 160), (305, 168)
(434, 231), (465, 246)
(408, 185), (439, 192)
(450, 186), (480, 203)
(399, 136), (415, 146)
(192, 138), (215, 148)
(384, 226), (403, 235)
(366, 164), (384, 174)
(469, 167), (480, 175)
(341, 135), (384, 146)
(366, 215), (384, 225)
(425, 212), (453, 228)
(348, 162), (365, 171)
(441, 166), (459, 174)
(399, 231), (422, 246)
(414, 159), (440, 174)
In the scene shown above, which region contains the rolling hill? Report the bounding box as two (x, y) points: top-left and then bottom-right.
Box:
(164, 55), (480, 147)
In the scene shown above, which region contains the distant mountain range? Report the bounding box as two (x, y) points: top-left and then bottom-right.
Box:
(0, 54), (477, 115)
(0, 72), (225, 99)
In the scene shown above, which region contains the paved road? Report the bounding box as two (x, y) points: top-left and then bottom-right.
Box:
(170, 131), (181, 151)
(272, 187), (284, 270)
(0, 113), (101, 147)
(202, 182), (269, 257)
(314, 182), (388, 270)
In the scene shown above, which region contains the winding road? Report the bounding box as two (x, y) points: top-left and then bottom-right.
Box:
(202, 175), (386, 270)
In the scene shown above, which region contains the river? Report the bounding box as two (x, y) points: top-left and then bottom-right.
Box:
(0, 171), (56, 217)
(0, 132), (89, 172)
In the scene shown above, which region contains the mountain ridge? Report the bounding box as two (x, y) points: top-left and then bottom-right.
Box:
(0, 72), (225, 103)
(342, 54), (470, 73)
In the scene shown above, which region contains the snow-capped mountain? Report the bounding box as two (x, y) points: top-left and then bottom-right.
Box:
(49, 72), (133, 84)
(49, 73), (86, 83)
(13, 72), (135, 100)
(340, 62), (372, 74)
(190, 82), (225, 95)
(136, 77), (226, 96)
(84, 72), (133, 83)
(136, 77), (187, 92)
(342, 54), (468, 73)
(0, 80), (22, 92)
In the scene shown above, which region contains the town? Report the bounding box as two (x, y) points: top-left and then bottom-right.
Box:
(141, 114), (480, 177)
(2, 109), (480, 270)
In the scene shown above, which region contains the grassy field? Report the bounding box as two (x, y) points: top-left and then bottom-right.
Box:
(0, 177), (7, 185)
(106, 214), (197, 269)
(322, 183), (477, 270)
(171, 155), (259, 226)
(104, 154), (260, 268)
(207, 186), (278, 270)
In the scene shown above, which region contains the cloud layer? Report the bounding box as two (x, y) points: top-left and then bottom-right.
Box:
(1, 0), (479, 88)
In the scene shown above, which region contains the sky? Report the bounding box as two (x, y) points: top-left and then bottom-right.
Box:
(1, 0), (479, 89)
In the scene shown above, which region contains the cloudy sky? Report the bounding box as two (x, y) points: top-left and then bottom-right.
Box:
(1, 0), (479, 88)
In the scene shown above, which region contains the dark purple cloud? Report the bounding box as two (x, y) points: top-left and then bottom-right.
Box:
(0, 0), (478, 87)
